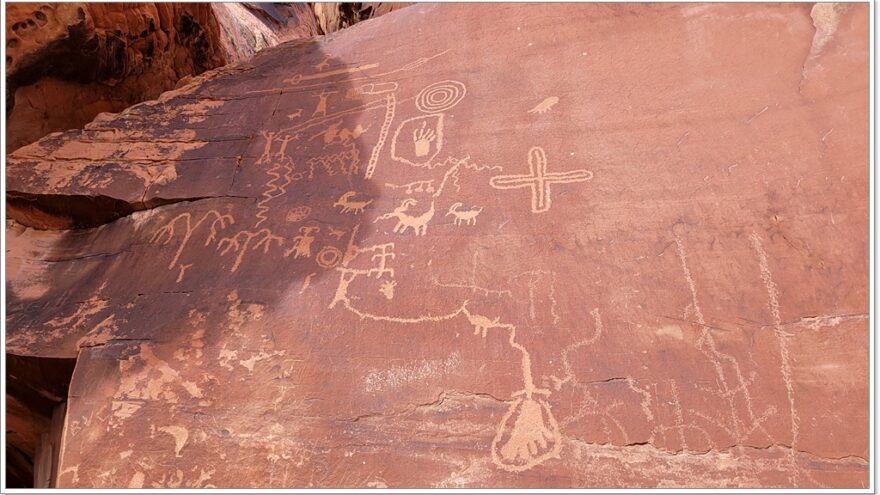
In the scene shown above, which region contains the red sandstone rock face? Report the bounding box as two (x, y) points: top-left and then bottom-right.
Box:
(5, 3), (869, 488)
(5, 3), (321, 153)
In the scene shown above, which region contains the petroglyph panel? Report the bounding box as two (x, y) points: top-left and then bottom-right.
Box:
(5, 2), (868, 490)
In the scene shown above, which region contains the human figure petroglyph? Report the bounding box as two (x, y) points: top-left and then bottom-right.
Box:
(284, 226), (320, 259)
(750, 231), (799, 484)
(311, 89), (337, 117)
(333, 191), (373, 214)
(217, 229), (284, 272)
(489, 146), (593, 213)
(314, 55), (332, 71)
(374, 198), (435, 236)
(446, 202), (483, 226)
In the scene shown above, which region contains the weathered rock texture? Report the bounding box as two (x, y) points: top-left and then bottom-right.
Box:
(5, 3), (321, 153)
(5, 3), (869, 488)
(312, 2), (411, 34)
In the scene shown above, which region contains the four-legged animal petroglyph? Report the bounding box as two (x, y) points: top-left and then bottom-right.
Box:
(446, 202), (483, 226)
(334, 191), (374, 214)
(527, 96), (559, 114)
(374, 198), (435, 236)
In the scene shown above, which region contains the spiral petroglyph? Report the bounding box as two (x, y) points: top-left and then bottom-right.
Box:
(415, 80), (467, 113)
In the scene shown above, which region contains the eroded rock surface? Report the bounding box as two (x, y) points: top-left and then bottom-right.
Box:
(5, 3), (869, 488)
(5, 3), (321, 152)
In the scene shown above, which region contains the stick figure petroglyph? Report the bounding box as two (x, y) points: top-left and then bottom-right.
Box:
(284, 226), (320, 259)
(312, 89), (337, 117)
(489, 146), (593, 213)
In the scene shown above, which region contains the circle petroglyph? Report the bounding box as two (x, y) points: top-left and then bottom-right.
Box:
(415, 80), (467, 113)
(316, 245), (343, 268)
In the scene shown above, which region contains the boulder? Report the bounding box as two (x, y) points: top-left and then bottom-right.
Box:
(5, 3), (321, 152)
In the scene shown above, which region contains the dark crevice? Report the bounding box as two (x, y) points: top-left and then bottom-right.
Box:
(5, 192), (234, 230)
(6, 353), (76, 488)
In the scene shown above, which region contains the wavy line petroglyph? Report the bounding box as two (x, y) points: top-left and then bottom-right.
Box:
(489, 147), (593, 213)
(255, 132), (299, 228)
(673, 229), (776, 447)
(750, 232), (799, 485)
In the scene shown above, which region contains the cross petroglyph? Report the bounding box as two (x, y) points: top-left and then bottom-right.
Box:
(489, 146), (593, 213)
